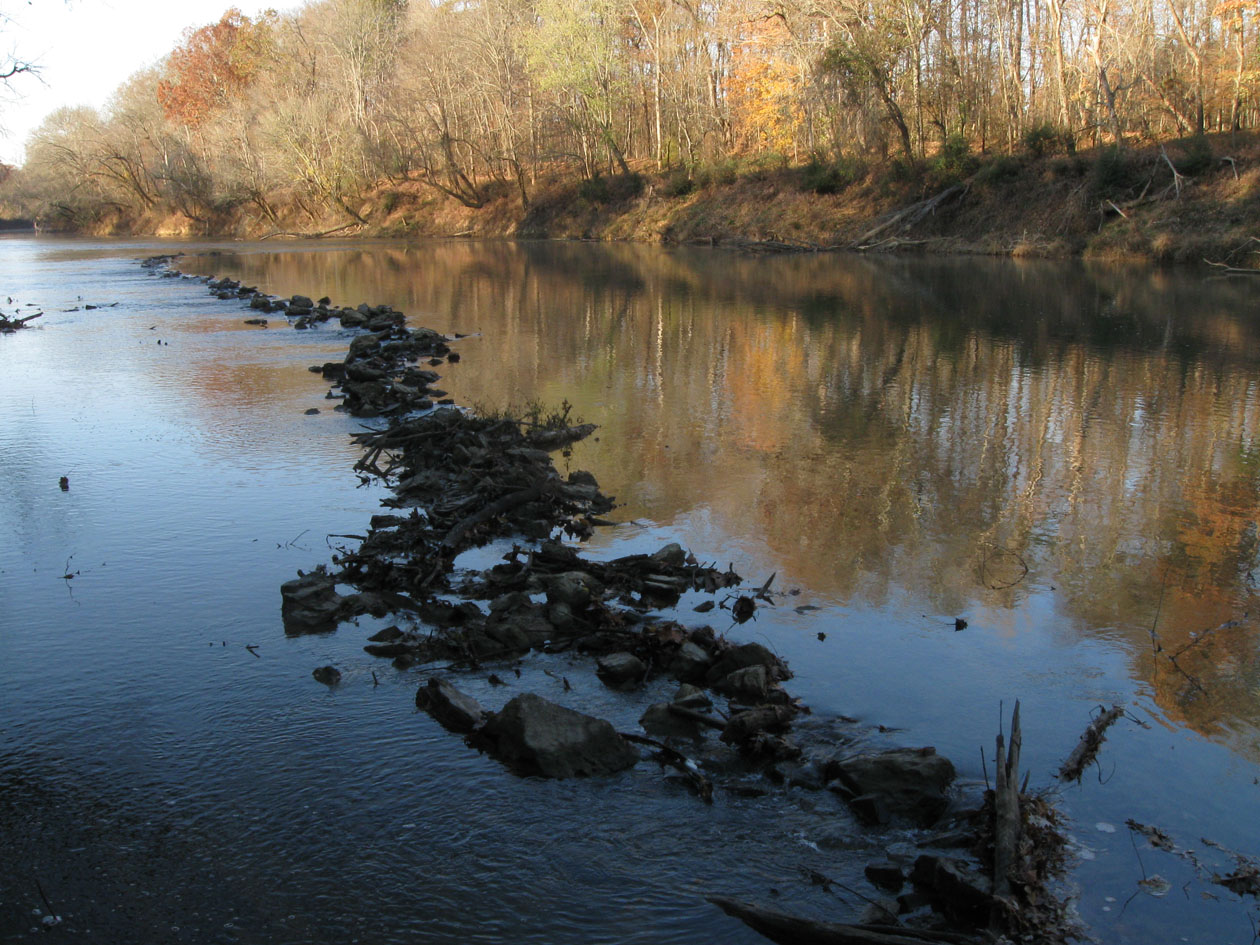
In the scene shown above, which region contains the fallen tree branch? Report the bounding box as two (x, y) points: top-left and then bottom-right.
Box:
(1057, 704), (1125, 782)
(439, 484), (546, 553)
(707, 896), (981, 945)
(1204, 258), (1260, 275)
(621, 732), (713, 801)
(852, 181), (970, 249)
(1159, 144), (1185, 198)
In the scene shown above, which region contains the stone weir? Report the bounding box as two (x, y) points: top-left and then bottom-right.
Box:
(140, 251), (1073, 945)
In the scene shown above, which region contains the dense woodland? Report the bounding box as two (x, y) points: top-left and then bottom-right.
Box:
(2, 0), (1258, 232)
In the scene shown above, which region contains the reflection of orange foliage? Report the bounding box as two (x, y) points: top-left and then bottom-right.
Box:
(188, 244), (1260, 757)
(724, 317), (806, 453)
(727, 18), (805, 153)
(156, 8), (272, 128)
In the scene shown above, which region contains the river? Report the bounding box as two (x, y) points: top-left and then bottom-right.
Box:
(1, 235), (1257, 943)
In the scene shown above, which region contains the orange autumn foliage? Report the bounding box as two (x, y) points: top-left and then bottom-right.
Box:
(156, 8), (272, 128)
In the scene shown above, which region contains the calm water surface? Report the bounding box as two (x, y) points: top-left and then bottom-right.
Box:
(2, 235), (1258, 943)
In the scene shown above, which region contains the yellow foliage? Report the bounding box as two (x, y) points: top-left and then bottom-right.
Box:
(726, 18), (806, 154)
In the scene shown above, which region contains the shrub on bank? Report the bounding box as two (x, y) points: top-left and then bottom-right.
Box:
(1023, 123), (1075, 158)
(800, 154), (866, 194)
(579, 172), (645, 205)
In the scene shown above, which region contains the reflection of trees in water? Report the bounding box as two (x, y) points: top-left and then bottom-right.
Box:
(191, 244), (1260, 748)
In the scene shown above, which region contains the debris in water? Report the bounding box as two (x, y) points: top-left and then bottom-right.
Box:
(312, 666), (342, 685)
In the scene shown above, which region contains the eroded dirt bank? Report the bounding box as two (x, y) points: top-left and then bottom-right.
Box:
(61, 133), (1260, 267)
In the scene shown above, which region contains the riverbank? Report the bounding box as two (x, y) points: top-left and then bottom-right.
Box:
(34, 132), (1260, 265)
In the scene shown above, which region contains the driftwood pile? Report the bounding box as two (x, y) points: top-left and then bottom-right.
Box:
(0, 310), (41, 332)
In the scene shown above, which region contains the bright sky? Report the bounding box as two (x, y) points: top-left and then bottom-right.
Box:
(0, 0), (297, 166)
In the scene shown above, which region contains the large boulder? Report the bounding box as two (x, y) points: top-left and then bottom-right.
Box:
(825, 747), (956, 826)
(477, 693), (639, 778)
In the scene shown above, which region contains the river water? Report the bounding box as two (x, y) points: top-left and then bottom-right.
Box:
(1, 235), (1257, 943)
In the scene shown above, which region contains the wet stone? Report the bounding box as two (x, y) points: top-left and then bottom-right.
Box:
(669, 640), (712, 682)
(596, 651), (646, 689)
(416, 677), (485, 734)
(714, 664), (770, 702)
(705, 642), (790, 686)
(545, 571), (599, 609)
(280, 569), (345, 633)
(865, 861), (906, 892)
(721, 706), (795, 746)
(825, 747), (957, 827)
(640, 703), (704, 739)
(312, 666), (341, 685)
(672, 683), (712, 709)
(909, 854), (993, 920)
(476, 693), (640, 778)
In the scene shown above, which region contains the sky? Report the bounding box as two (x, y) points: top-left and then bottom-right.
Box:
(0, 0), (295, 166)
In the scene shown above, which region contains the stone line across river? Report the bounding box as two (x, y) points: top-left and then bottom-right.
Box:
(140, 251), (1073, 945)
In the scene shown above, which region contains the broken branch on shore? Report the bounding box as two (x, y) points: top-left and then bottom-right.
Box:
(852, 181), (970, 250)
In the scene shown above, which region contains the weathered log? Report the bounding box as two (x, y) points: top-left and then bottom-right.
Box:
(992, 701), (1021, 907)
(1057, 704), (1124, 782)
(707, 897), (980, 945)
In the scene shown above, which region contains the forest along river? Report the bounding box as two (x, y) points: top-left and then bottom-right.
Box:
(1, 234), (1258, 943)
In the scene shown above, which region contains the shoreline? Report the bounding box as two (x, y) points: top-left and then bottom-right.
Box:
(28, 132), (1260, 268)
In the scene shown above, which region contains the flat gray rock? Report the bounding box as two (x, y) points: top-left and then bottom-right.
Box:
(478, 693), (639, 778)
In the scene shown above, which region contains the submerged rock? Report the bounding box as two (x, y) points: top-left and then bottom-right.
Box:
(476, 693), (639, 778)
(312, 666), (341, 685)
